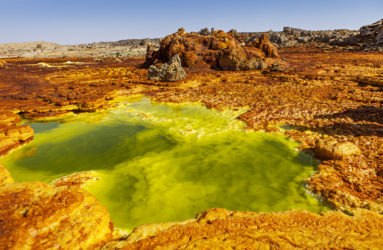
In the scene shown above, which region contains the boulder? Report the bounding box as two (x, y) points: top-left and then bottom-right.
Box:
(143, 43), (158, 67)
(148, 54), (187, 82)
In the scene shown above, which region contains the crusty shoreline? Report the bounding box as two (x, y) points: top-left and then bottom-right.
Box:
(0, 46), (383, 247)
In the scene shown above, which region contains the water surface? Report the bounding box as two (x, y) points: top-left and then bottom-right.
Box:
(2, 97), (326, 230)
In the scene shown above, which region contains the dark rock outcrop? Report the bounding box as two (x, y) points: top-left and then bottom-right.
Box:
(148, 54), (187, 81)
(360, 19), (383, 49)
(198, 28), (211, 36)
(236, 29), (360, 49)
(234, 19), (383, 51)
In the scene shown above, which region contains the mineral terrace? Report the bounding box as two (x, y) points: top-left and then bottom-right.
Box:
(1, 19), (383, 249)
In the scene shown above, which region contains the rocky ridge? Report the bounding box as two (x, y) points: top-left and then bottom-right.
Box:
(215, 18), (383, 51)
(234, 28), (360, 50)
(1, 19), (382, 60)
(360, 18), (383, 49)
(0, 39), (160, 59)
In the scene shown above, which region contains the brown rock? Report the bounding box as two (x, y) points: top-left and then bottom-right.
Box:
(144, 28), (276, 71)
(217, 47), (264, 70)
(143, 43), (158, 68)
(148, 54), (187, 81)
(246, 33), (280, 58)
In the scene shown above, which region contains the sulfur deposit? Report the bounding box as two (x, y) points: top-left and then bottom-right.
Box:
(103, 208), (383, 249)
(0, 165), (113, 249)
(1, 20), (383, 248)
(0, 111), (33, 155)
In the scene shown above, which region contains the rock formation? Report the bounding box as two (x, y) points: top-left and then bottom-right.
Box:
(148, 54), (187, 81)
(2, 18), (382, 60)
(360, 18), (383, 49)
(234, 18), (383, 51)
(234, 28), (360, 49)
(246, 33), (279, 58)
(144, 28), (278, 71)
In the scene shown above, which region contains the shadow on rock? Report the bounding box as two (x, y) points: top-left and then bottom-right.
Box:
(315, 105), (383, 124)
(314, 122), (383, 137)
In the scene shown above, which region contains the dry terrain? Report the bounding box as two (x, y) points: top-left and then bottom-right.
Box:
(0, 46), (383, 248)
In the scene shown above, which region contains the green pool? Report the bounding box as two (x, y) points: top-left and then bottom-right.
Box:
(2, 97), (327, 231)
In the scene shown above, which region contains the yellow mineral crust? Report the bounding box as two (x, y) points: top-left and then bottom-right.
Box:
(0, 164), (13, 185)
(0, 47), (383, 247)
(0, 181), (113, 249)
(103, 208), (383, 249)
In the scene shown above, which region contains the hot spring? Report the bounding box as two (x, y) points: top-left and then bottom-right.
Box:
(1, 97), (327, 230)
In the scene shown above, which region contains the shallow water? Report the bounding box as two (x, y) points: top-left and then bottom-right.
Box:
(2, 97), (327, 230)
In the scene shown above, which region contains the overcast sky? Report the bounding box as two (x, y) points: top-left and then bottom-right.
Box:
(0, 0), (382, 44)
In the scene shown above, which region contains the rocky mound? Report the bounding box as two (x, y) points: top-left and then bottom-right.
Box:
(144, 28), (279, 71)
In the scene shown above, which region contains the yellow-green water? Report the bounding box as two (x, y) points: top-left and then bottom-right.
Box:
(2, 97), (327, 231)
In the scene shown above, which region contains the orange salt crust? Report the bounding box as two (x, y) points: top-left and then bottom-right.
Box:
(0, 47), (383, 248)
